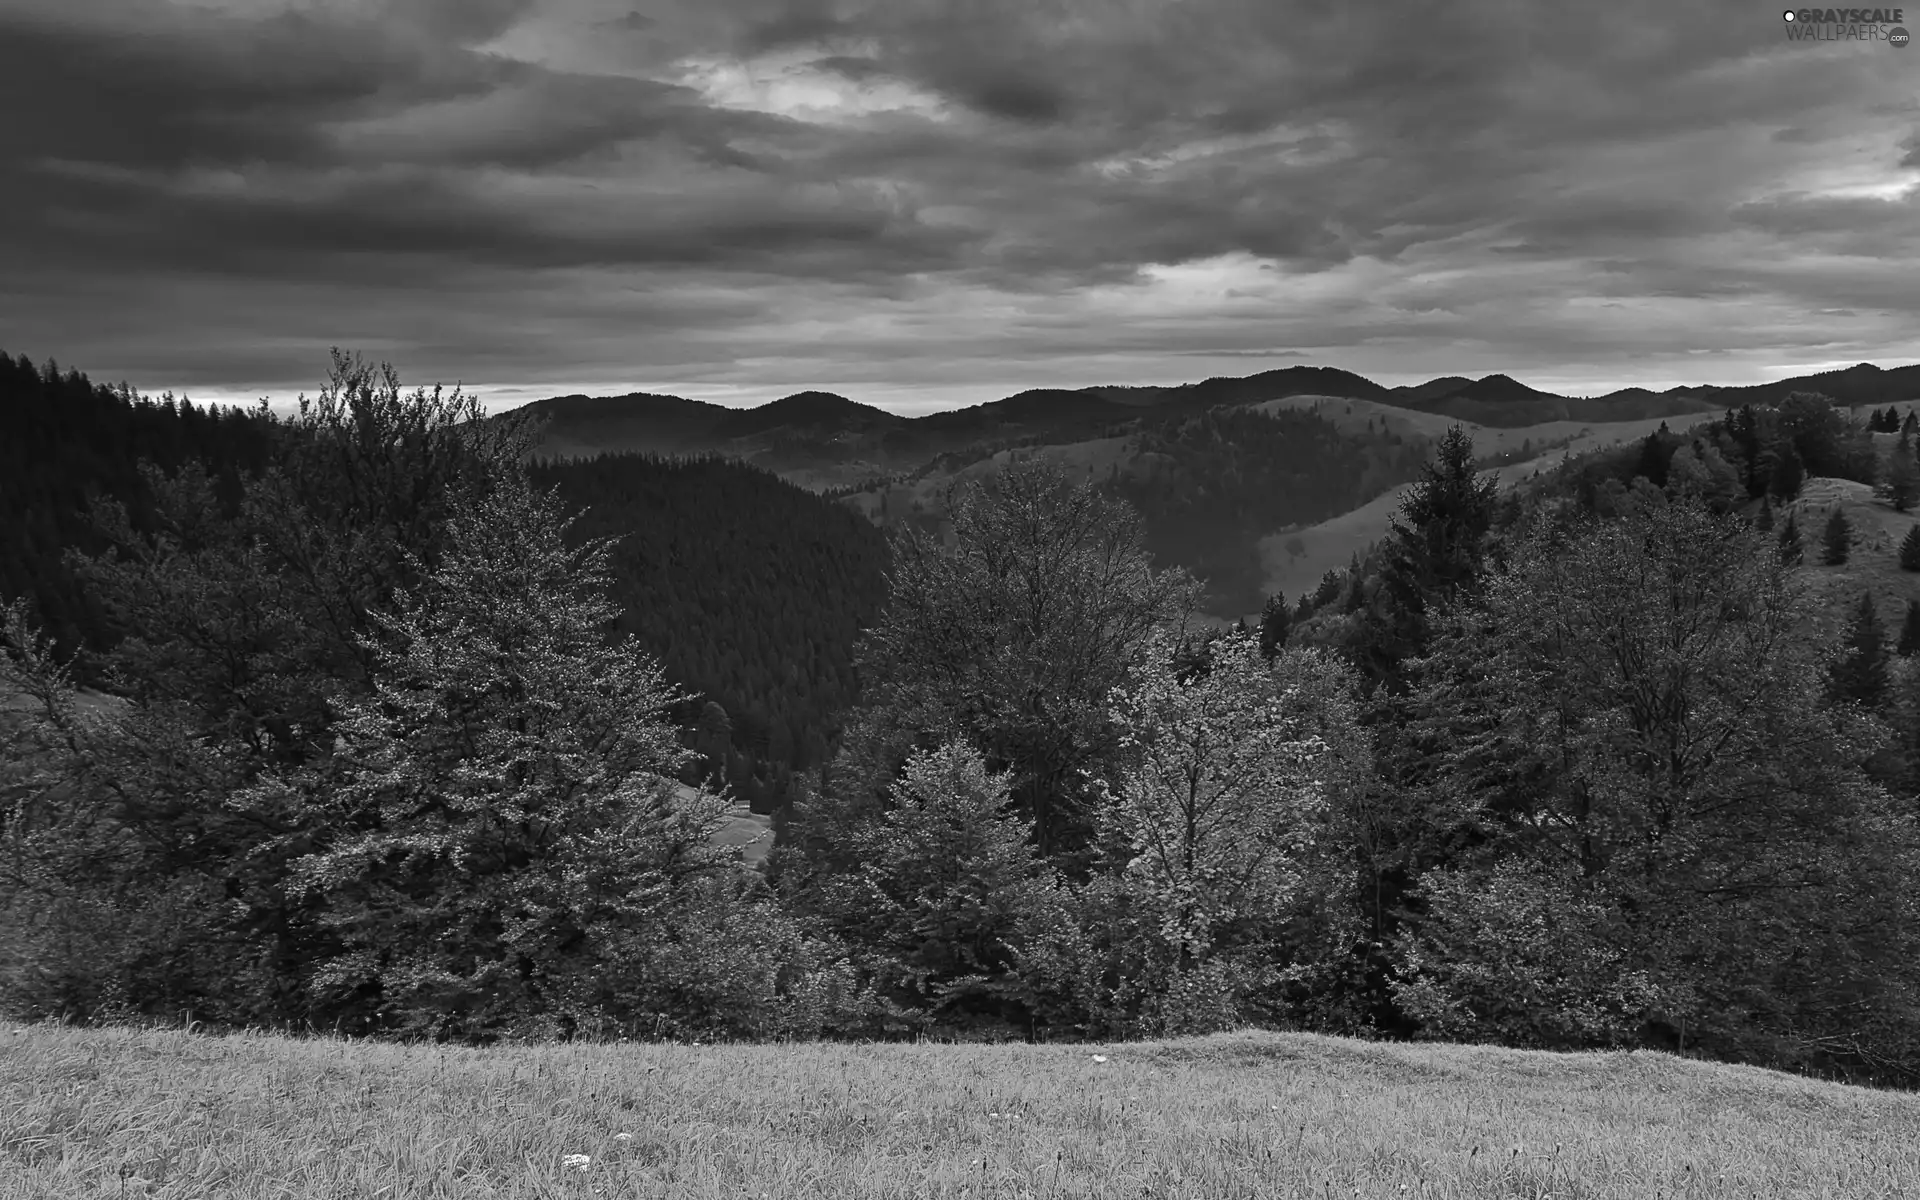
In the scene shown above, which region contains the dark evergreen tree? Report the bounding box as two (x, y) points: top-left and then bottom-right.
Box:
(1903, 525), (1920, 572)
(1342, 569), (1367, 614)
(1726, 404), (1765, 498)
(0, 350), (275, 666)
(694, 700), (733, 785)
(1823, 506), (1852, 566)
(1357, 425), (1500, 693)
(794, 741), (1056, 1030)
(1768, 441), (1806, 501)
(1898, 599), (1920, 657)
(1904, 410), (1918, 437)
(1778, 513), (1803, 566)
(1777, 392), (1849, 478)
(1633, 430), (1672, 488)
(1312, 569), (1344, 609)
(1831, 592), (1890, 708)
(1748, 447), (1780, 501)
(1886, 450), (1920, 513)
(1257, 592), (1291, 661)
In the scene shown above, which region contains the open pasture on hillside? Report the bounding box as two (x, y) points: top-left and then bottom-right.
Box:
(2, 1024), (1916, 1199)
(1255, 407), (1724, 603)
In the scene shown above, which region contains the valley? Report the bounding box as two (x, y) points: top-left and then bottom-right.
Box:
(519, 363), (1920, 622)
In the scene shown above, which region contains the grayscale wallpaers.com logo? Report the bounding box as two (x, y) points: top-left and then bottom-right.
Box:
(1783, 7), (1910, 45)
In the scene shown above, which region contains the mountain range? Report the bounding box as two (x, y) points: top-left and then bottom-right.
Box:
(510, 362), (1920, 490)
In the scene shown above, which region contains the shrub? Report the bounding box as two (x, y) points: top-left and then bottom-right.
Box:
(1389, 860), (1671, 1049)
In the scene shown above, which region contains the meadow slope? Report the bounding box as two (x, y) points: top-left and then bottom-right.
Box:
(2, 1024), (1916, 1199)
(1254, 408), (1724, 603)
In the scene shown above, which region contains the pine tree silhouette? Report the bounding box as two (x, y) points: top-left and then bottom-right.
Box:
(1902, 525), (1920, 573)
(1769, 442), (1805, 501)
(1831, 591), (1889, 707)
(1823, 506), (1851, 565)
(1898, 599), (1920, 657)
(1257, 593), (1290, 661)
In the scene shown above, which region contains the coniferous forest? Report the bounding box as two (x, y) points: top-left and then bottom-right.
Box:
(1106, 406), (1431, 616)
(6, 348), (1920, 1092)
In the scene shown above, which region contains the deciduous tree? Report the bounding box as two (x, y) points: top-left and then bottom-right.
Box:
(1099, 629), (1341, 983)
(847, 459), (1202, 864)
(1391, 500), (1920, 1072)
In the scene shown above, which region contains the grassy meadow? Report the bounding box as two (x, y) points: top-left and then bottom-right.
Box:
(2, 1023), (1917, 1199)
(1253, 406), (1725, 604)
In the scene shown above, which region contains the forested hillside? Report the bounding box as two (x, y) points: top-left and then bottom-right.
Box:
(1106, 406), (1430, 615)
(8, 350), (1920, 1095)
(529, 453), (889, 810)
(0, 351), (883, 816)
(0, 353), (275, 666)
(836, 404), (1431, 619)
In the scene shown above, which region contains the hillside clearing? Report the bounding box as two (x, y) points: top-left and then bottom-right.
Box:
(1782, 472), (1920, 628)
(1254, 409), (1724, 603)
(1, 1025), (1914, 1199)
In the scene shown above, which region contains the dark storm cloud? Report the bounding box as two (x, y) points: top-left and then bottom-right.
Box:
(2, 0), (1915, 407)
(733, 0), (853, 53)
(331, 73), (790, 171)
(0, 1), (548, 171)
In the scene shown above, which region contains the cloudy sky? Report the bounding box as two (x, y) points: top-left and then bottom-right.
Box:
(3, 0), (1917, 415)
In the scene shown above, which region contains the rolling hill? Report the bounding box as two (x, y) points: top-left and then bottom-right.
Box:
(835, 400), (1752, 621)
(510, 367), (1920, 619)
(1253, 408), (1727, 604)
(510, 361), (1920, 495)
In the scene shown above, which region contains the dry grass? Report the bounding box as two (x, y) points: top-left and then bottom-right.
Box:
(2, 1023), (1916, 1199)
(1786, 466), (1920, 633)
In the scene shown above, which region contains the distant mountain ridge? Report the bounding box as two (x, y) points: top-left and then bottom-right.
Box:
(510, 361), (1920, 491)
